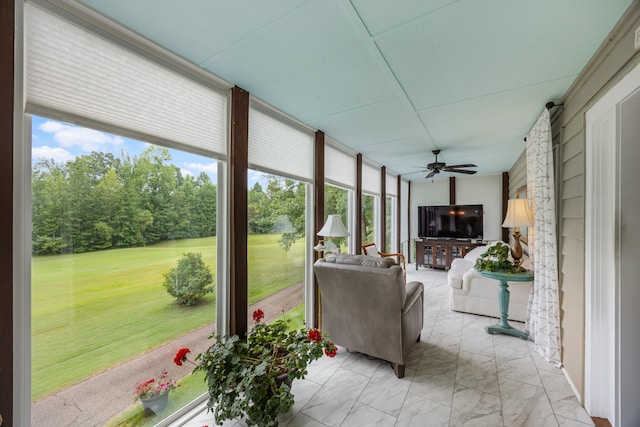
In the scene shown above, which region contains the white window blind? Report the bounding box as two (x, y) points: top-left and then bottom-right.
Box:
(25, 4), (227, 157)
(386, 172), (398, 196)
(362, 162), (381, 195)
(248, 105), (314, 182)
(325, 144), (355, 188)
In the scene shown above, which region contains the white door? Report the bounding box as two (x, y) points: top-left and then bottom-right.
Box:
(585, 62), (640, 427)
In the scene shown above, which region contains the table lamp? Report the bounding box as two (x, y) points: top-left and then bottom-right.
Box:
(314, 214), (349, 254)
(502, 198), (534, 270)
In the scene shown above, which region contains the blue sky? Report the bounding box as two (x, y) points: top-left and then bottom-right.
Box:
(31, 115), (267, 186)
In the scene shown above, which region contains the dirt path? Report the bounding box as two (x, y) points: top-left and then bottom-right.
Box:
(31, 282), (304, 427)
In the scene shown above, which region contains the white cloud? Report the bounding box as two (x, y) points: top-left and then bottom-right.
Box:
(184, 162), (217, 175)
(180, 168), (194, 177)
(32, 145), (75, 163)
(39, 120), (124, 152)
(248, 170), (267, 184)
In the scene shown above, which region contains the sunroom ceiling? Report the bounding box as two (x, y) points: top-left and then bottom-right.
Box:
(75, 0), (632, 180)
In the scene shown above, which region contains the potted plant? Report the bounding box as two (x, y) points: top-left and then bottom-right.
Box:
(474, 241), (524, 273)
(133, 370), (180, 415)
(174, 309), (337, 427)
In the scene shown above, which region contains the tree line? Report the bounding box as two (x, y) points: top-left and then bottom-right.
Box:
(32, 146), (348, 256)
(32, 147), (217, 255)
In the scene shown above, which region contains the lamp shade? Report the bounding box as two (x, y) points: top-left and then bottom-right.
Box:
(317, 214), (349, 237)
(502, 199), (534, 228)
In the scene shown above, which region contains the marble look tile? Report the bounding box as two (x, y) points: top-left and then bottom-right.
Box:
(455, 350), (499, 396)
(463, 313), (493, 329)
(426, 331), (461, 354)
(450, 384), (503, 427)
(278, 378), (322, 426)
(358, 366), (411, 416)
(396, 393), (450, 427)
(556, 414), (595, 427)
(304, 347), (345, 385)
(500, 377), (558, 427)
(417, 348), (458, 377)
(409, 371), (455, 406)
(301, 368), (369, 426)
(460, 327), (495, 358)
(496, 351), (542, 387)
(530, 346), (562, 373)
(538, 369), (593, 424)
(340, 402), (397, 426)
(433, 316), (464, 336)
(341, 351), (383, 377)
(496, 339), (532, 359)
(284, 412), (327, 427)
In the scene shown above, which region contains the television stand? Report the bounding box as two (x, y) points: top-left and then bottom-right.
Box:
(415, 239), (485, 270)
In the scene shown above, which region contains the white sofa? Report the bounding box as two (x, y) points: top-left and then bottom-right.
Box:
(447, 243), (532, 322)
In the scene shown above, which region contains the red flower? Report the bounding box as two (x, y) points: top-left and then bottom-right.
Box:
(324, 342), (338, 358)
(173, 348), (191, 366)
(307, 328), (322, 343)
(253, 309), (265, 323)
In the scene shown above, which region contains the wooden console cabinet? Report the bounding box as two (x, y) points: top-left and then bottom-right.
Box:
(415, 239), (485, 270)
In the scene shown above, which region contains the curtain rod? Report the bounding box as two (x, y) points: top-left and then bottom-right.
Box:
(523, 101), (564, 141)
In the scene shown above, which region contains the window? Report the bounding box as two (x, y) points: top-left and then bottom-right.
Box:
(324, 184), (351, 253)
(386, 196), (397, 253)
(247, 171), (307, 327)
(362, 193), (377, 246)
(31, 117), (219, 425)
(247, 102), (314, 328)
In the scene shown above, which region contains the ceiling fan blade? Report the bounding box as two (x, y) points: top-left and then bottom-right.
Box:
(402, 170), (427, 175)
(445, 168), (477, 174)
(425, 170), (436, 179)
(445, 163), (477, 169)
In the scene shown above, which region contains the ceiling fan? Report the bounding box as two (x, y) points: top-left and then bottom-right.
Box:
(415, 149), (477, 179)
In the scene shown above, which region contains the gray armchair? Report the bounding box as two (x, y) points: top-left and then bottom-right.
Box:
(313, 254), (424, 378)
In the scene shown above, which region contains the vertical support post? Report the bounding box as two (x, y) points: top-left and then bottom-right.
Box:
(0, 0), (14, 424)
(229, 86), (249, 337)
(355, 154), (363, 254)
(502, 172), (509, 242)
(313, 131), (325, 329)
(407, 180), (412, 263)
(380, 166), (386, 251)
(396, 176), (402, 256)
(449, 176), (456, 205)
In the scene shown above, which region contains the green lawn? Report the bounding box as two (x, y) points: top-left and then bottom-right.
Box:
(32, 234), (305, 400)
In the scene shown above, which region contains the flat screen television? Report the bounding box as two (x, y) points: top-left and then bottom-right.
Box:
(418, 204), (483, 240)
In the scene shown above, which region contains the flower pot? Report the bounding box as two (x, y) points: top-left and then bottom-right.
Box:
(275, 370), (294, 389)
(140, 392), (168, 415)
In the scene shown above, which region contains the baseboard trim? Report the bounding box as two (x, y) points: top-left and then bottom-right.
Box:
(562, 367), (582, 405)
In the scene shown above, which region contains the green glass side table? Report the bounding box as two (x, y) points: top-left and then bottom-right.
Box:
(477, 269), (534, 340)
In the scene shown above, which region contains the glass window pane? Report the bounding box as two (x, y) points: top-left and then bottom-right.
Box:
(324, 184), (350, 253)
(247, 171), (305, 328)
(386, 196), (393, 253)
(31, 116), (216, 426)
(362, 194), (376, 246)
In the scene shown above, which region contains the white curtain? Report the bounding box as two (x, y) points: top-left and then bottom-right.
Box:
(525, 109), (562, 367)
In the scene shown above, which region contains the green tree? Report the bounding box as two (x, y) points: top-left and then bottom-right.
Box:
(324, 185), (349, 251)
(192, 173), (217, 237)
(266, 176), (306, 251)
(248, 182), (273, 234)
(362, 194), (375, 244)
(162, 252), (214, 305)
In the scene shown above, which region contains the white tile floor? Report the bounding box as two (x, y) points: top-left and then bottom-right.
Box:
(170, 267), (594, 427)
